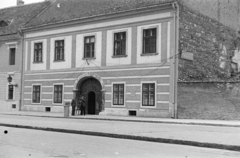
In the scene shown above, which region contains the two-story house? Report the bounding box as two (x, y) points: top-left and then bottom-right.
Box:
(21, 0), (178, 118)
(0, 0), (51, 111)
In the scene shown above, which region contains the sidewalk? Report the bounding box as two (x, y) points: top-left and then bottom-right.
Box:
(1, 110), (240, 127)
(0, 111), (240, 152)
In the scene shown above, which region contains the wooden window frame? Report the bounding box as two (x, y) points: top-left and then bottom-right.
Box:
(34, 42), (43, 63)
(53, 85), (63, 104)
(84, 36), (95, 59)
(113, 84), (124, 106)
(142, 28), (157, 54)
(54, 40), (64, 61)
(113, 32), (126, 56)
(32, 85), (41, 103)
(142, 83), (155, 106)
(9, 48), (15, 65)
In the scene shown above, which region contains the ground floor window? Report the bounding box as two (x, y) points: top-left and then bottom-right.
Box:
(142, 83), (155, 106)
(32, 85), (41, 103)
(54, 85), (63, 103)
(8, 85), (13, 100)
(113, 84), (124, 105)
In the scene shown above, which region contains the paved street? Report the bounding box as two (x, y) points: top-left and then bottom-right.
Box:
(0, 113), (240, 151)
(1, 126), (240, 158)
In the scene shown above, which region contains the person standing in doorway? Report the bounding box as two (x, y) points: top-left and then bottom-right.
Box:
(79, 95), (86, 115)
(71, 98), (76, 115)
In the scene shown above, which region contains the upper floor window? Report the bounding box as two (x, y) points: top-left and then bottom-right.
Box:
(142, 83), (155, 106)
(55, 40), (64, 61)
(143, 28), (156, 54)
(32, 85), (41, 103)
(34, 43), (42, 62)
(9, 48), (15, 65)
(8, 85), (14, 100)
(114, 32), (126, 56)
(54, 85), (63, 104)
(84, 36), (95, 58)
(113, 84), (124, 105)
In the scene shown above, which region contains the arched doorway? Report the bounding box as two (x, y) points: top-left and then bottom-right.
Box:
(88, 91), (95, 114)
(77, 77), (102, 115)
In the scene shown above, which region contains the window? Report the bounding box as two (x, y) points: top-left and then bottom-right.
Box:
(34, 43), (42, 62)
(55, 40), (64, 61)
(114, 32), (126, 56)
(84, 36), (95, 58)
(143, 28), (157, 54)
(142, 83), (155, 106)
(113, 84), (124, 105)
(32, 85), (41, 103)
(54, 85), (63, 103)
(8, 85), (13, 100)
(9, 48), (15, 65)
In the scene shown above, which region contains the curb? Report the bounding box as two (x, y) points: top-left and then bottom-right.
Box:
(1, 123), (240, 152)
(1, 113), (240, 128)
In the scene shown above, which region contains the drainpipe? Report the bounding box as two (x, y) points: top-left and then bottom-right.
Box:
(172, 2), (179, 119)
(19, 29), (24, 111)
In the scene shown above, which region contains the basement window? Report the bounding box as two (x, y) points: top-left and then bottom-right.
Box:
(12, 104), (16, 109)
(129, 110), (137, 116)
(45, 107), (51, 112)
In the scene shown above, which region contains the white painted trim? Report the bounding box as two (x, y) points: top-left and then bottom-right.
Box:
(157, 92), (170, 95)
(157, 83), (170, 86)
(42, 92), (53, 95)
(24, 75), (169, 82)
(157, 101), (169, 104)
(52, 83), (64, 105)
(42, 99), (53, 101)
(31, 84), (42, 105)
(24, 86), (32, 88)
(126, 100), (141, 103)
(136, 92), (141, 95)
(64, 92), (73, 95)
(25, 42), (28, 71)
(64, 85), (74, 88)
(167, 22), (170, 62)
(105, 92), (111, 95)
(24, 98), (32, 101)
(140, 81), (157, 108)
(25, 66), (170, 76)
(111, 82), (126, 107)
(42, 86), (53, 88)
(126, 84), (140, 87)
(26, 12), (172, 38)
(126, 92), (131, 95)
(105, 100), (111, 103)
(24, 92), (32, 95)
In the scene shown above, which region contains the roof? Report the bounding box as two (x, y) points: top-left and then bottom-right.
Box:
(24, 0), (175, 29)
(0, 1), (51, 36)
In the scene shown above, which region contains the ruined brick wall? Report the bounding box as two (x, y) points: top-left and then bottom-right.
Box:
(178, 2), (237, 81)
(178, 82), (240, 120)
(181, 0), (239, 31)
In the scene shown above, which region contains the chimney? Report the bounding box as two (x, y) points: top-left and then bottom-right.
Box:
(17, 0), (24, 6)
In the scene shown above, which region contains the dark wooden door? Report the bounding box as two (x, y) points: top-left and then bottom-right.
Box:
(79, 78), (102, 114)
(88, 91), (95, 114)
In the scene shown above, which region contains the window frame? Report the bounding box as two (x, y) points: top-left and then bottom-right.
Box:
(111, 82), (126, 107)
(53, 84), (64, 104)
(9, 48), (16, 65)
(142, 28), (157, 54)
(32, 84), (41, 104)
(84, 36), (95, 59)
(54, 40), (65, 61)
(141, 82), (156, 108)
(33, 42), (43, 63)
(8, 85), (14, 100)
(113, 32), (126, 56)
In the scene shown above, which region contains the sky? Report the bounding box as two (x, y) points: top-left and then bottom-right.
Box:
(0, 0), (45, 9)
